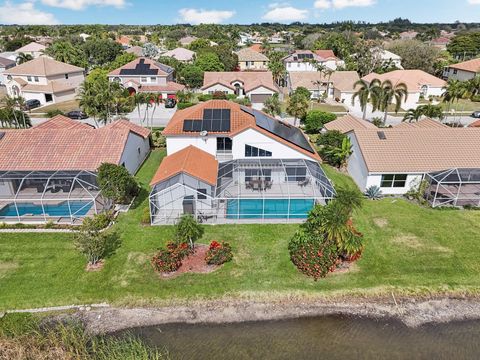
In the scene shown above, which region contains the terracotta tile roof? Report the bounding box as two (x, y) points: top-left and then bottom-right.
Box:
(125, 46), (144, 57)
(163, 100), (320, 161)
(162, 48), (195, 62)
(0, 118), (150, 172)
(202, 71), (278, 93)
(393, 118), (448, 129)
(449, 58), (480, 74)
(108, 57), (174, 77)
(249, 44), (263, 53)
(236, 48), (269, 62)
(103, 119), (151, 138)
(468, 120), (480, 128)
(288, 71), (359, 92)
(150, 145), (218, 186)
(0, 56), (15, 67)
(139, 82), (185, 93)
(351, 127), (480, 173)
(22, 81), (76, 94)
(283, 50), (323, 63)
(324, 114), (377, 133)
(4, 57), (84, 77)
(362, 70), (446, 92)
(16, 42), (46, 53)
(314, 49), (337, 60)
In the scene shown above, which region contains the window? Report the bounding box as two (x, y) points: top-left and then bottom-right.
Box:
(245, 144), (272, 157)
(197, 189), (207, 200)
(34, 76), (39, 82)
(64, 74), (69, 79)
(141, 77), (148, 83)
(453, 69), (458, 74)
(113, 77), (121, 83)
(27, 76), (32, 81)
(245, 169), (271, 182)
(150, 77), (156, 82)
(216, 137), (232, 151)
(380, 174), (408, 188)
(286, 167), (307, 182)
(45, 94), (53, 102)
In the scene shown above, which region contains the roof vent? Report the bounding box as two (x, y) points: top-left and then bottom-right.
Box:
(0, 132), (5, 141)
(377, 131), (387, 140)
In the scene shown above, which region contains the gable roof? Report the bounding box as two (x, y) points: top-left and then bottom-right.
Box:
(393, 118), (449, 129)
(202, 72), (277, 93)
(449, 58), (480, 74)
(162, 47), (195, 61)
(314, 49), (337, 60)
(150, 145), (218, 186)
(15, 42), (46, 53)
(236, 48), (269, 62)
(163, 100), (319, 161)
(0, 56), (15, 68)
(288, 71), (359, 92)
(324, 114), (377, 133)
(108, 57), (174, 77)
(283, 50), (323, 63)
(0, 118), (150, 172)
(350, 127), (480, 173)
(3, 57), (84, 77)
(362, 70), (446, 92)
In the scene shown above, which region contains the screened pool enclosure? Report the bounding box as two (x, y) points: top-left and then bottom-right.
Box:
(149, 159), (336, 225)
(0, 170), (109, 223)
(425, 168), (480, 208)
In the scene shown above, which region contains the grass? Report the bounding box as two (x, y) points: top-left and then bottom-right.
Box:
(440, 99), (480, 112)
(309, 102), (347, 113)
(31, 99), (80, 114)
(2, 149), (480, 311)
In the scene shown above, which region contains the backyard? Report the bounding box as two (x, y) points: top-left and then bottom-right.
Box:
(1, 149), (480, 311)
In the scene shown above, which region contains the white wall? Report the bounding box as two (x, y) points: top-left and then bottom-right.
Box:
(286, 62), (316, 72)
(166, 136), (217, 157)
(365, 174), (424, 195)
(54, 90), (77, 103)
(346, 133), (369, 191)
(119, 132), (151, 174)
(444, 68), (476, 81)
(202, 84), (234, 95)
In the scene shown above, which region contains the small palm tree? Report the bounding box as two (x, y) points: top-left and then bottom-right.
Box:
(352, 79), (381, 120)
(442, 79), (467, 109)
(262, 93), (281, 117)
(403, 107), (424, 122)
(286, 92), (309, 126)
(324, 137), (353, 171)
(16, 52), (33, 64)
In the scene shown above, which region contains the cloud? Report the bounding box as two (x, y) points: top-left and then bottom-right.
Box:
(178, 8), (235, 24)
(41, 0), (126, 10)
(314, 0), (376, 9)
(262, 4), (308, 22)
(0, 1), (59, 24)
(467, 0), (480, 4)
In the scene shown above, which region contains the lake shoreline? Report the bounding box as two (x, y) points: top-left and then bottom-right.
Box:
(73, 297), (480, 334)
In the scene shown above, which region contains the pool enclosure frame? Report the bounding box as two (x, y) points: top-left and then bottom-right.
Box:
(425, 168), (480, 208)
(149, 158), (336, 225)
(0, 170), (108, 223)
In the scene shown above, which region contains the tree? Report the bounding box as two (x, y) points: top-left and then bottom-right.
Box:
(402, 107), (424, 123)
(442, 79), (468, 112)
(16, 52), (33, 64)
(174, 214), (204, 249)
(142, 42), (159, 58)
(371, 80), (408, 125)
(403, 104), (444, 122)
(286, 92), (309, 126)
(323, 137), (353, 171)
(317, 130), (347, 167)
(82, 38), (123, 67)
(178, 65), (204, 89)
(194, 52), (224, 72)
(304, 110), (336, 134)
(44, 40), (86, 67)
(268, 51), (287, 86)
(262, 93), (281, 117)
(386, 40), (440, 74)
(97, 163), (139, 205)
(447, 32), (480, 59)
(352, 79), (380, 120)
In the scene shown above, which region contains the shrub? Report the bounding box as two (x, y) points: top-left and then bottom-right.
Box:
(212, 91), (227, 100)
(226, 94), (237, 100)
(288, 230), (339, 280)
(97, 163), (139, 204)
(141, 207), (151, 224)
(174, 214), (204, 249)
(198, 94), (213, 102)
(46, 109), (64, 118)
(471, 95), (480, 102)
(205, 241), (233, 265)
(151, 241), (190, 273)
(152, 130), (166, 148)
(304, 110), (337, 134)
(365, 185), (382, 200)
(177, 102), (194, 110)
(317, 130), (347, 167)
(233, 97), (251, 106)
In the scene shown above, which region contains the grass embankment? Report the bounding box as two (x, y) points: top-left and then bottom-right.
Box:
(30, 99), (80, 114)
(1, 150), (480, 311)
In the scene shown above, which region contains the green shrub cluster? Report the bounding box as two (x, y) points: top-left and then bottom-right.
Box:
(205, 241), (233, 265)
(304, 110), (337, 134)
(151, 241), (191, 273)
(177, 102), (194, 110)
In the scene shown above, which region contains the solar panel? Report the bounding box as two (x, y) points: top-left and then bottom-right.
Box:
(203, 109), (213, 120)
(192, 120), (202, 132)
(241, 106), (315, 154)
(119, 58), (159, 76)
(220, 119), (230, 132)
(183, 120), (194, 132)
(377, 131), (387, 140)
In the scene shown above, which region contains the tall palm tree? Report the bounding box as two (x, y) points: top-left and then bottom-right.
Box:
(371, 80), (408, 125)
(14, 96), (28, 128)
(323, 68), (334, 99)
(268, 59), (286, 86)
(442, 79), (468, 109)
(403, 107), (424, 123)
(16, 52), (33, 64)
(286, 92), (309, 127)
(465, 76), (480, 99)
(352, 79), (381, 120)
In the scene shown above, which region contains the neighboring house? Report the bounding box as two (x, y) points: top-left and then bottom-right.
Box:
(116, 35), (147, 49)
(283, 50), (342, 72)
(201, 71), (278, 108)
(179, 36), (198, 47)
(15, 42), (46, 59)
(376, 49), (403, 69)
(79, 33), (90, 41)
(235, 48), (269, 71)
(108, 57), (185, 99)
(3, 57), (85, 106)
(125, 46), (144, 57)
(0, 116), (151, 224)
(443, 58), (480, 81)
(322, 114), (377, 133)
(0, 57), (16, 86)
(288, 71), (360, 104)
(237, 33), (255, 46)
(361, 70), (446, 109)
(161, 48), (195, 62)
(430, 37), (450, 51)
(149, 100), (335, 224)
(0, 52), (18, 62)
(399, 31), (418, 40)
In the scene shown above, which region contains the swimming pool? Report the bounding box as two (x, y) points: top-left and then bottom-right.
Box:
(0, 201), (94, 217)
(226, 199), (314, 219)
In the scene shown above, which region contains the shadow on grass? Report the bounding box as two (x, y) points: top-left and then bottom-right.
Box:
(130, 188), (150, 210)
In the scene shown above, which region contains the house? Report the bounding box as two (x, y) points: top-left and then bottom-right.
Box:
(399, 31), (418, 40)
(376, 49), (403, 69)
(361, 70), (446, 109)
(323, 114), (377, 133)
(288, 71), (360, 103)
(237, 33), (255, 46)
(443, 58), (480, 81)
(116, 35), (147, 49)
(314, 50), (345, 69)
(0, 116), (151, 223)
(161, 48), (195, 62)
(248, 44), (263, 53)
(0, 52), (18, 62)
(125, 46), (144, 57)
(430, 37), (450, 51)
(179, 36), (198, 47)
(345, 119), (480, 207)
(15, 42), (46, 59)
(235, 48), (269, 71)
(149, 100), (335, 224)
(201, 71), (279, 108)
(108, 57), (185, 98)
(0, 57), (16, 86)
(283, 50), (343, 72)
(3, 57), (85, 106)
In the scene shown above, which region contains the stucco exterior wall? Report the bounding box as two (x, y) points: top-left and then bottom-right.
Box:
(119, 132), (151, 174)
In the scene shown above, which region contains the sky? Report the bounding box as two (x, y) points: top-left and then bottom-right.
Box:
(0, 0), (479, 25)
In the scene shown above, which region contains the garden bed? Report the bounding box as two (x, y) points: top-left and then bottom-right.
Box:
(160, 244), (220, 279)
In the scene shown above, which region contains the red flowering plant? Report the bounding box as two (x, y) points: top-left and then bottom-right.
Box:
(151, 241), (191, 273)
(205, 241), (233, 265)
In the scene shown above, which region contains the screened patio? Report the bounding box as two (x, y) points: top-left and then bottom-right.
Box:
(0, 170), (109, 223)
(425, 168), (480, 208)
(149, 159), (336, 225)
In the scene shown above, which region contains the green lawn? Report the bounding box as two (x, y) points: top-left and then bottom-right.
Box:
(440, 99), (480, 112)
(2, 150), (480, 311)
(31, 100), (80, 114)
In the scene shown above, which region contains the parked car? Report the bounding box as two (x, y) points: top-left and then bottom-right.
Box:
(66, 110), (88, 120)
(24, 99), (41, 111)
(165, 98), (177, 108)
(472, 111), (480, 119)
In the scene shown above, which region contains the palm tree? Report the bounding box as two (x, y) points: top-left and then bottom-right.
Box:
(268, 59), (286, 86)
(403, 107), (424, 122)
(133, 92), (145, 120)
(371, 80), (408, 125)
(323, 68), (334, 99)
(419, 103), (444, 120)
(286, 92), (309, 126)
(465, 76), (480, 99)
(4, 95), (19, 128)
(352, 79), (380, 120)
(262, 93), (281, 117)
(14, 96), (28, 128)
(16, 52), (33, 64)
(442, 79), (467, 109)
(324, 137), (353, 172)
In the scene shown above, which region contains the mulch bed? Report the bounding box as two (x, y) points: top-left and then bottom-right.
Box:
(161, 244), (220, 279)
(86, 260), (104, 272)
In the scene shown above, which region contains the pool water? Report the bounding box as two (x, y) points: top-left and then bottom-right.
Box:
(0, 201), (93, 217)
(226, 199), (314, 219)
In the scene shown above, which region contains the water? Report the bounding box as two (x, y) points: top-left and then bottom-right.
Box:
(0, 200), (93, 217)
(123, 315), (480, 360)
(226, 198), (314, 219)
